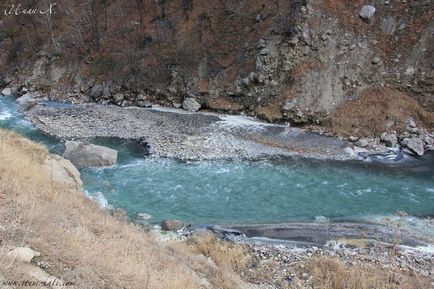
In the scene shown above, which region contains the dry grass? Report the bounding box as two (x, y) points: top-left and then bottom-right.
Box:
(0, 129), (249, 289)
(306, 258), (432, 289)
(256, 103), (284, 123)
(329, 87), (434, 137)
(336, 238), (372, 248)
(188, 233), (249, 273)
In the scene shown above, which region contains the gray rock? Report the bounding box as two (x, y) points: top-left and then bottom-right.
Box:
(384, 118), (395, 128)
(348, 136), (359, 142)
(256, 38), (266, 49)
(407, 137), (424, 156)
(173, 102), (182, 108)
(372, 57), (381, 64)
(294, 109), (304, 118)
(282, 99), (297, 111)
(249, 72), (258, 82)
(20, 87), (28, 94)
(137, 213), (152, 220)
(182, 98), (201, 112)
(359, 5), (376, 21)
(424, 136), (433, 146)
(344, 146), (355, 155)
(8, 247), (40, 263)
(405, 117), (416, 128)
(380, 132), (398, 147)
(399, 131), (411, 140)
(398, 23), (406, 31)
(90, 85), (104, 98)
(113, 93), (124, 103)
(406, 126), (420, 134)
(404, 67), (415, 76)
(16, 93), (32, 105)
(400, 137), (410, 147)
(356, 138), (369, 148)
(380, 17), (397, 35)
(1, 87), (12, 96)
(63, 141), (118, 167)
(137, 100), (152, 108)
(260, 48), (270, 55)
(43, 154), (83, 191)
(161, 219), (184, 232)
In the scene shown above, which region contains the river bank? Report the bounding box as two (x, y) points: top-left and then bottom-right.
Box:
(2, 92), (434, 226)
(20, 96), (350, 161)
(1, 112), (433, 288)
(10, 91), (430, 163)
(153, 221), (434, 288)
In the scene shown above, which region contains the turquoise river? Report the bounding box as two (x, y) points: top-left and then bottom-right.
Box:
(1, 95), (434, 233)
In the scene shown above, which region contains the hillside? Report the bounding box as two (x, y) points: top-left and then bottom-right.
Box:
(0, 0), (433, 136)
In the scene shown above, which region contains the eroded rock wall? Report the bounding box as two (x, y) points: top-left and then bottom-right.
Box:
(0, 0), (432, 130)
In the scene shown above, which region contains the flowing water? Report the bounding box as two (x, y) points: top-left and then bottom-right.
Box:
(1, 95), (434, 233)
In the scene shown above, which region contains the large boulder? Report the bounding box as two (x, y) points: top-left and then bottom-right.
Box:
(89, 85), (104, 98)
(63, 141), (118, 167)
(43, 154), (83, 191)
(380, 17), (397, 35)
(359, 5), (376, 22)
(182, 98), (201, 112)
(7, 247), (40, 263)
(407, 137), (424, 156)
(1, 87), (12, 96)
(380, 132), (398, 147)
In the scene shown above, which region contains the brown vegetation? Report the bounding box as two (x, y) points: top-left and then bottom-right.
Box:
(328, 87), (434, 137)
(306, 258), (432, 289)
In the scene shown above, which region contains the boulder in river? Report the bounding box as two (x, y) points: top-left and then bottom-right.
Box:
(182, 98), (201, 112)
(63, 141), (118, 167)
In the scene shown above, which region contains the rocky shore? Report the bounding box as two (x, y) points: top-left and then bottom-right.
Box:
(19, 94), (350, 161)
(156, 221), (434, 288)
(9, 92), (431, 163)
(240, 238), (434, 288)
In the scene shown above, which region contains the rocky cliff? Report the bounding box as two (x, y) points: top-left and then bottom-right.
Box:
(0, 0), (433, 136)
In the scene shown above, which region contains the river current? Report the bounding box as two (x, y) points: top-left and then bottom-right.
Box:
(1, 95), (433, 235)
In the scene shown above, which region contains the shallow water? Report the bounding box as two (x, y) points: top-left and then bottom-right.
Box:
(1, 95), (434, 229)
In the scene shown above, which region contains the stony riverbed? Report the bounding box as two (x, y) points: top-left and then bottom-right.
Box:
(20, 96), (355, 161)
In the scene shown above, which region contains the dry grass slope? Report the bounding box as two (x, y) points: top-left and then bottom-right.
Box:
(329, 87), (434, 137)
(0, 129), (249, 289)
(306, 258), (431, 289)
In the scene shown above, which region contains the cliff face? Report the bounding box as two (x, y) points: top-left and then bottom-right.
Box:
(0, 0), (433, 134)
